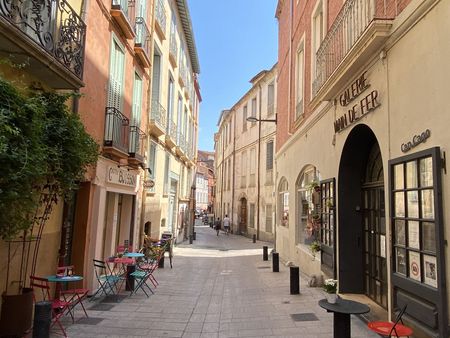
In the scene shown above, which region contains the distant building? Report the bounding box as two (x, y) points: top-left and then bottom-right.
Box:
(197, 150), (215, 213)
(195, 173), (208, 211)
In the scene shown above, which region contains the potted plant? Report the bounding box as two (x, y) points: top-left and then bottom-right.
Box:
(310, 240), (321, 259)
(323, 279), (338, 303)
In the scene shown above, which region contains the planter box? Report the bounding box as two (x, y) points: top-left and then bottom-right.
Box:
(0, 288), (33, 337)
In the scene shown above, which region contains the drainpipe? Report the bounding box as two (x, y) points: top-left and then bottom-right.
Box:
(220, 126), (225, 219)
(287, 0), (293, 136)
(231, 112), (236, 234)
(256, 84), (262, 241)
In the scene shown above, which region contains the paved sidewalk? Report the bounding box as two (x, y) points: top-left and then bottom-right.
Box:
(60, 223), (379, 337)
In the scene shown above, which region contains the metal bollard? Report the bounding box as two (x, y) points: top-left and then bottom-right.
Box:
(33, 301), (51, 338)
(193, 232), (196, 240)
(189, 235), (193, 244)
(252, 234), (256, 243)
(158, 254), (165, 268)
(290, 266), (300, 294)
(263, 246), (268, 261)
(126, 264), (136, 291)
(272, 252), (279, 272)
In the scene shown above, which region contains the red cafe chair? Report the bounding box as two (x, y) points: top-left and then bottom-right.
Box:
(368, 305), (413, 337)
(56, 266), (89, 321)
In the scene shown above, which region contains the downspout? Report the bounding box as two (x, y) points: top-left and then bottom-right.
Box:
(220, 126), (225, 219)
(256, 84), (262, 240)
(231, 112), (236, 234)
(287, 0), (293, 136)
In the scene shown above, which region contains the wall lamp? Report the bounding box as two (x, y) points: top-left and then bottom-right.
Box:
(246, 113), (277, 124)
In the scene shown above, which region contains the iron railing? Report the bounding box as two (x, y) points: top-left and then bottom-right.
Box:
(150, 99), (167, 130)
(177, 130), (184, 150)
(169, 30), (177, 62)
(312, 0), (393, 96)
(104, 107), (129, 153)
(179, 62), (186, 86)
(0, 0), (86, 79)
(135, 17), (150, 55)
(128, 125), (145, 159)
(111, 0), (135, 27)
(168, 118), (177, 142)
(155, 0), (166, 35)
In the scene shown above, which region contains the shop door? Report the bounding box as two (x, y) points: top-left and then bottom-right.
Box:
(362, 185), (387, 308)
(240, 198), (247, 234)
(168, 194), (175, 232)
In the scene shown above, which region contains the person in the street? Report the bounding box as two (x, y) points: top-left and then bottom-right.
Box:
(223, 214), (230, 235)
(215, 217), (221, 236)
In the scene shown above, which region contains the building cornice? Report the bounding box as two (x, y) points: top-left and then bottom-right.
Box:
(175, 0), (200, 74)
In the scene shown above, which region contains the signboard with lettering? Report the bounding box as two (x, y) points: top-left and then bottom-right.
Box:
(401, 129), (431, 153)
(107, 166), (137, 188)
(143, 179), (155, 189)
(334, 71), (381, 133)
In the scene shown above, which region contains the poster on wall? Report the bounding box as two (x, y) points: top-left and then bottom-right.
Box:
(408, 221), (420, 249)
(424, 255), (437, 288)
(409, 251), (421, 282)
(380, 235), (386, 258)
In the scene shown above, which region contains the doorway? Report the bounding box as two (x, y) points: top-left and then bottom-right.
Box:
(239, 197), (247, 234)
(338, 124), (386, 305)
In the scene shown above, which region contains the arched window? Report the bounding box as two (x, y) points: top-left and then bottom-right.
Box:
(296, 166), (321, 245)
(278, 178), (289, 227)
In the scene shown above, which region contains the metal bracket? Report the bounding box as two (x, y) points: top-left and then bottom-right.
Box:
(442, 151), (447, 174)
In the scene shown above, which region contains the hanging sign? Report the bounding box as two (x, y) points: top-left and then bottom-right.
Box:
(334, 71), (381, 133)
(143, 179), (155, 189)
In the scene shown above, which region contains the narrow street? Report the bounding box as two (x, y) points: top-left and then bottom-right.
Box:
(62, 221), (378, 337)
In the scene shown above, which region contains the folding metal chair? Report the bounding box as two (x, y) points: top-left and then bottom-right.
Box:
(90, 259), (120, 300)
(56, 266), (89, 321)
(129, 269), (154, 297)
(368, 305), (413, 337)
(30, 276), (71, 337)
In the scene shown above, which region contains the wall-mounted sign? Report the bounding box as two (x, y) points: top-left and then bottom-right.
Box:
(107, 166), (137, 187)
(143, 179), (155, 189)
(401, 129), (431, 153)
(334, 71), (381, 133)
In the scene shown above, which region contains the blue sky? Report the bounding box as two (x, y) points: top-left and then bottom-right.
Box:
(188, 0), (278, 152)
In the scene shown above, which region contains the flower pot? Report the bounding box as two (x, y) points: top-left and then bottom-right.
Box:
(325, 293), (337, 304)
(0, 288), (34, 336)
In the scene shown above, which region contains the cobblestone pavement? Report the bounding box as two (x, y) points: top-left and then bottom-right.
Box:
(59, 222), (379, 337)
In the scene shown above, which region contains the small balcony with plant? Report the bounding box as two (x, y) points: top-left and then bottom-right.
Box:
(128, 126), (146, 167)
(149, 99), (167, 137)
(134, 17), (151, 68)
(103, 107), (130, 159)
(312, 0), (393, 102)
(154, 0), (166, 40)
(0, 0), (87, 89)
(110, 0), (136, 39)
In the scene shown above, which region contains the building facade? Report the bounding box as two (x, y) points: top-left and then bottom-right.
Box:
(197, 150), (216, 213)
(215, 65), (277, 241)
(195, 173), (209, 212)
(145, 0), (200, 244)
(275, 0), (449, 336)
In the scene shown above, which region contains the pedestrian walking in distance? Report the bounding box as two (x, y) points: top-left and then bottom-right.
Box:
(223, 214), (230, 235)
(215, 217), (221, 236)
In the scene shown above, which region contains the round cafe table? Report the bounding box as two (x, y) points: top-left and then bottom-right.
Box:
(123, 252), (145, 258)
(47, 275), (83, 283)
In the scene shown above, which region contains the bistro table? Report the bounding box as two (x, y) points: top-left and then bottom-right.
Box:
(318, 298), (370, 338)
(123, 252), (145, 258)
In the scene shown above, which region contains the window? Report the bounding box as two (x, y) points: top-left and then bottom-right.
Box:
(296, 166), (321, 244)
(243, 105), (248, 132)
(278, 178), (289, 227)
(167, 75), (174, 130)
(267, 82), (275, 117)
(249, 148), (256, 186)
(251, 97), (257, 127)
(227, 158), (231, 190)
(107, 39), (125, 110)
(131, 72), (143, 126)
(296, 45), (304, 119)
(241, 151), (247, 188)
(148, 141), (157, 192)
(312, 2), (324, 79)
(266, 140), (274, 170)
(163, 153), (170, 195)
(177, 94), (183, 142)
(249, 203), (255, 228)
(266, 204), (273, 233)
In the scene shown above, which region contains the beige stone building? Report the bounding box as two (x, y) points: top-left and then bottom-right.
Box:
(215, 65), (277, 241)
(145, 0), (200, 244)
(275, 0), (450, 336)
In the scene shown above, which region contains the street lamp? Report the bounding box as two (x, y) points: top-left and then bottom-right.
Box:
(246, 113), (277, 241)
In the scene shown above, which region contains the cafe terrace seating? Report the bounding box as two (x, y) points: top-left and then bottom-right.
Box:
(56, 266), (89, 321)
(368, 305), (413, 337)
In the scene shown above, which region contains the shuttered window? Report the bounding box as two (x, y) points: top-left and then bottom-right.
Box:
(266, 140), (274, 170)
(107, 39), (125, 110)
(131, 72), (143, 126)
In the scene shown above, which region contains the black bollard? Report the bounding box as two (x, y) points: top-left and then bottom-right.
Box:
(158, 254), (165, 268)
(33, 301), (51, 338)
(252, 234), (256, 243)
(126, 264), (136, 291)
(193, 232), (196, 240)
(272, 252), (279, 272)
(290, 266), (300, 294)
(263, 246), (268, 261)
(189, 235), (193, 244)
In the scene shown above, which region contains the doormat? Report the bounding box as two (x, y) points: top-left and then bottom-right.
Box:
(75, 317), (104, 325)
(89, 303), (114, 311)
(101, 294), (128, 303)
(290, 313), (319, 322)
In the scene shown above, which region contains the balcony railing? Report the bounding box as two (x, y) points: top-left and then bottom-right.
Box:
(134, 17), (150, 67)
(168, 119), (177, 141)
(169, 31), (178, 65)
(0, 0), (86, 80)
(150, 99), (167, 130)
(111, 0), (135, 39)
(128, 125), (145, 161)
(155, 0), (166, 38)
(312, 0), (393, 96)
(104, 107), (129, 154)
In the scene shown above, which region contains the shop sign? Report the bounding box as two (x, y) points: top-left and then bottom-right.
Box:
(107, 166), (136, 187)
(401, 129), (431, 153)
(334, 71), (381, 133)
(143, 179), (155, 189)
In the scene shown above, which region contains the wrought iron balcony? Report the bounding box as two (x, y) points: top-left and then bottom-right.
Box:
(149, 99), (167, 137)
(134, 17), (150, 67)
(169, 31), (178, 67)
(128, 125), (146, 166)
(312, 0), (393, 100)
(165, 118), (177, 149)
(0, 0), (86, 88)
(179, 63), (186, 87)
(111, 0), (135, 39)
(104, 107), (130, 158)
(175, 131), (185, 157)
(154, 0), (166, 40)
